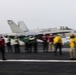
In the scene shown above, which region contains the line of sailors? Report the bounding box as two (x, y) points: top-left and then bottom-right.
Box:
(5, 34), (63, 54)
(5, 35), (37, 53)
(42, 33), (63, 55)
(0, 35), (37, 60)
(6, 36), (20, 53)
(42, 33), (76, 60)
(0, 33), (76, 60)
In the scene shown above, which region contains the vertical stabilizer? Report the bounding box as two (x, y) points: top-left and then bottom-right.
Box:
(7, 20), (24, 33)
(18, 21), (29, 32)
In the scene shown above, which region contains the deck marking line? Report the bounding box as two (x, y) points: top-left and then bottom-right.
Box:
(0, 59), (76, 62)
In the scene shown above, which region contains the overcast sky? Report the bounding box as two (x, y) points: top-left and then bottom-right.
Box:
(0, 0), (76, 34)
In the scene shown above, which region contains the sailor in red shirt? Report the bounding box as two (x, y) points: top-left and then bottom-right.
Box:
(0, 35), (6, 60)
(48, 34), (54, 52)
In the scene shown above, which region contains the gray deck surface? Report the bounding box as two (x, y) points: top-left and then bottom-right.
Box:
(0, 47), (76, 75)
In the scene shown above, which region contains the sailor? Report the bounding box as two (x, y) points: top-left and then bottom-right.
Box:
(23, 35), (30, 53)
(6, 36), (12, 52)
(48, 34), (54, 52)
(33, 35), (38, 53)
(69, 34), (76, 59)
(14, 36), (20, 53)
(0, 35), (6, 60)
(29, 36), (34, 53)
(54, 34), (63, 55)
(42, 34), (48, 52)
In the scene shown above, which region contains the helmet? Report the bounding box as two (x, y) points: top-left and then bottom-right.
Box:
(29, 36), (32, 38)
(50, 34), (52, 35)
(70, 34), (75, 38)
(70, 33), (74, 36)
(14, 36), (17, 39)
(57, 34), (61, 36)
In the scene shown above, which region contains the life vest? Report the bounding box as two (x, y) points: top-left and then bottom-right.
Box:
(70, 38), (75, 48)
(48, 36), (54, 42)
(23, 37), (29, 43)
(7, 38), (10, 42)
(0, 39), (5, 47)
(54, 36), (63, 44)
(14, 39), (19, 44)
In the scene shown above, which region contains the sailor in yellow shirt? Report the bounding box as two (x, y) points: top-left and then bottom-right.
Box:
(74, 36), (76, 58)
(54, 34), (63, 55)
(69, 34), (76, 60)
(14, 36), (20, 53)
